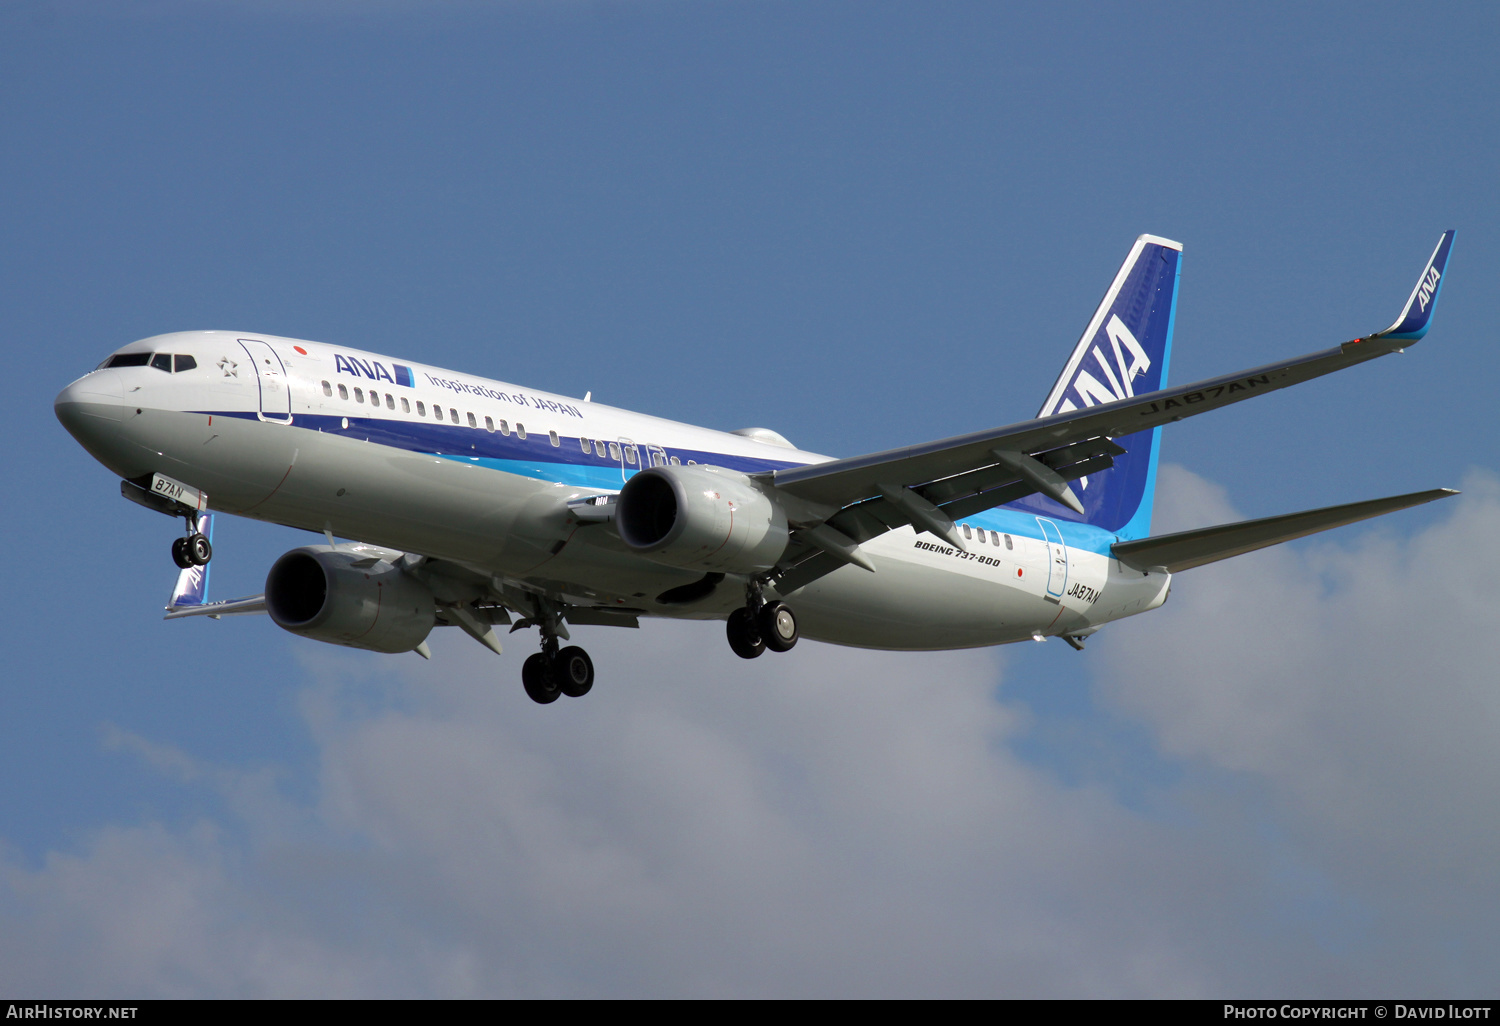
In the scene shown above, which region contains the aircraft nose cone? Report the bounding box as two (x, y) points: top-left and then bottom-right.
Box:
(55, 371), (156, 479)
(55, 373), (125, 440)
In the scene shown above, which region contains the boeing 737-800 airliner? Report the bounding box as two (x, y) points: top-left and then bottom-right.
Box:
(54, 232), (1456, 703)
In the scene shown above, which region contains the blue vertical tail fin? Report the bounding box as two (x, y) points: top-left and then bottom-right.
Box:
(1018, 234), (1181, 540)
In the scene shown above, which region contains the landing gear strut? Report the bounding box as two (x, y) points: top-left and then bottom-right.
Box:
(171, 513), (212, 569)
(726, 585), (798, 659)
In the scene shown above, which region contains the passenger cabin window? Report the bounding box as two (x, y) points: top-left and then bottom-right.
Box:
(151, 353), (172, 372)
(338, 384), (349, 400)
(992, 531), (1001, 547)
(105, 353), (152, 368)
(625, 447), (637, 464)
(1004, 534), (1013, 550)
(487, 417), (496, 433)
(467, 412), (477, 428)
(416, 401), (425, 416)
(962, 524), (972, 540)
(549, 430), (560, 447)
(608, 442), (621, 460)
(669, 456), (680, 465)
(498, 420), (510, 435)
(594, 440), (606, 457)
(321, 381), (333, 397)
(516, 424), (527, 439)
(449, 408), (459, 424)
(174, 355), (196, 372)
(354, 387), (364, 403)
(401, 398), (410, 413)
(579, 437), (590, 453)
(386, 394), (395, 410)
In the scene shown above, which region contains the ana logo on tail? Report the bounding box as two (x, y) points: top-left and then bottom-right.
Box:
(1051, 314), (1152, 414)
(1417, 266), (1441, 313)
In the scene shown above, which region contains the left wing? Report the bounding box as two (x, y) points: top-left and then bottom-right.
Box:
(164, 594), (268, 619)
(764, 231), (1454, 590)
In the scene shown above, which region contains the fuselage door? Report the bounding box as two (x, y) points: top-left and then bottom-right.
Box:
(1036, 517), (1068, 601)
(618, 437), (640, 481)
(237, 339), (292, 423)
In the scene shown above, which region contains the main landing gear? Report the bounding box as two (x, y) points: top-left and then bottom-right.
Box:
(170, 514), (212, 569)
(521, 636), (595, 705)
(726, 589), (799, 660)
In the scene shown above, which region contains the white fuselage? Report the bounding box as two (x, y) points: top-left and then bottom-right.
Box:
(55, 331), (1171, 650)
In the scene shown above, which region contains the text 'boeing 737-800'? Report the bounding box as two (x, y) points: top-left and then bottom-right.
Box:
(54, 231), (1456, 703)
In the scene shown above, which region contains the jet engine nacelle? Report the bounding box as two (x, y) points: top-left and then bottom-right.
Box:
(265, 546), (435, 654)
(615, 464), (790, 574)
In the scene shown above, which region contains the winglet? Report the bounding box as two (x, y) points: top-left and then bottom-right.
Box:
(1373, 230), (1454, 341)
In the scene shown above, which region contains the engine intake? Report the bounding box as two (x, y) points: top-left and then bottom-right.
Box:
(265, 546), (435, 654)
(616, 465), (789, 574)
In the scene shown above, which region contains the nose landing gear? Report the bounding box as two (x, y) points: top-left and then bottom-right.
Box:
(171, 514), (212, 569)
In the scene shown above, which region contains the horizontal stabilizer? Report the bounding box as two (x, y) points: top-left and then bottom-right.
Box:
(1111, 488), (1457, 573)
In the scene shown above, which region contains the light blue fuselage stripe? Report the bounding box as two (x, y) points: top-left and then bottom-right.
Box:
(203, 409), (1124, 557)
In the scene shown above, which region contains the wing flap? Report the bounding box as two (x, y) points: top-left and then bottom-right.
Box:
(1111, 488), (1457, 573)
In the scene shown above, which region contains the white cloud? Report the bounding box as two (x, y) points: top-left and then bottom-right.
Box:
(2, 465), (1498, 996)
(1100, 465), (1500, 991)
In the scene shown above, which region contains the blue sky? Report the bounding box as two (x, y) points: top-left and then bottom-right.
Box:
(3, 0), (1499, 996)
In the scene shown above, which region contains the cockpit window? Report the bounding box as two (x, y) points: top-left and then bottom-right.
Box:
(174, 355), (197, 372)
(151, 354), (173, 372)
(105, 353), (152, 368)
